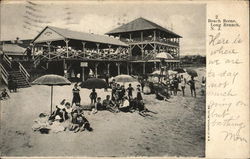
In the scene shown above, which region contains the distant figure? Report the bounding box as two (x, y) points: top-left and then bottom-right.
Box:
(187, 76), (196, 97)
(126, 83), (134, 100)
(95, 97), (105, 111)
(172, 74), (179, 96)
(72, 84), (81, 106)
(201, 76), (206, 96)
(104, 74), (109, 91)
(8, 76), (17, 92)
(89, 88), (97, 104)
(0, 89), (10, 100)
(25, 47), (32, 61)
(180, 75), (187, 96)
(136, 85), (143, 102)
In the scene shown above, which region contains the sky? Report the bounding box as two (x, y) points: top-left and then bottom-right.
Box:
(0, 1), (206, 55)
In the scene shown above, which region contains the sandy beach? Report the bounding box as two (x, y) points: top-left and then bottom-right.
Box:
(0, 67), (205, 157)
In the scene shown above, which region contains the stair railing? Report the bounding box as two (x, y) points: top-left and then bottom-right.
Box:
(19, 62), (30, 82)
(0, 63), (9, 85)
(3, 54), (12, 68)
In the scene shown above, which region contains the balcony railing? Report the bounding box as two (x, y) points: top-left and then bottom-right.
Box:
(120, 37), (179, 46)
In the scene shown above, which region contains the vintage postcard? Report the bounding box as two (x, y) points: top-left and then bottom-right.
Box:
(0, 0), (248, 158)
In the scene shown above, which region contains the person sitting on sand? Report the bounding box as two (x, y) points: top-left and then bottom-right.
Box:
(69, 111), (79, 132)
(119, 96), (131, 112)
(49, 105), (69, 122)
(72, 83), (81, 106)
(89, 88), (97, 104)
(95, 97), (105, 111)
(131, 98), (157, 117)
(75, 115), (93, 132)
(0, 89), (10, 100)
(155, 84), (170, 101)
(64, 102), (72, 120)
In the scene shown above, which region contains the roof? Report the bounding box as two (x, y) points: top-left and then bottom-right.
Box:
(33, 26), (128, 47)
(106, 17), (182, 38)
(1, 44), (26, 55)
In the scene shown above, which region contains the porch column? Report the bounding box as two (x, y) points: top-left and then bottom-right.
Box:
(153, 30), (156, 41)
(46, 41), (51, 59)
(129, 34), (132, 41)
(64, 39), (69, 58)
(130, 63), (133, 75)
(108, 44), (112, 53)
(81, 42), (86, 57)
(94, 62), (99, 78)
(107, 63), (110, 76)
(127, 62), (129, 75)
(154, 62), (157, 71)
(96, 43), (100, 53)
(117, 62), (121, 75)
(143, 62), (146, 75)
(141, 31), (143, 42)
(31, 43), (35, 59)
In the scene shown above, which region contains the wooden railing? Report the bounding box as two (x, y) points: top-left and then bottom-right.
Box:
(3, 54), (12, 68)
(0, 63), (9, 85)
(19, 62), (30, 82)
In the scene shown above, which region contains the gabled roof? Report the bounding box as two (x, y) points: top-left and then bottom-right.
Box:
(1, 44), (26, 55)
(106, 17), (182, 38)
(33, 26), (128, 47)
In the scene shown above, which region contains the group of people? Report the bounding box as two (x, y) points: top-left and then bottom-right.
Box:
(49, 99), (93, 133)
(86, 81), (155, 117)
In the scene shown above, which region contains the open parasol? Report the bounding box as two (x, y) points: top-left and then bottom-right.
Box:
(80, 78), (107, 89)
(186, 68), (198, 77)
(114, 74), (137, 83)
(32, 74), (71, 114)
(156, 52), (174, 60)
(174, 68), (186, 73)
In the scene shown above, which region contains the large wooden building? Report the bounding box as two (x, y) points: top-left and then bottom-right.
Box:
(1, 17), (182, 85)
(106, 17), (182, 74)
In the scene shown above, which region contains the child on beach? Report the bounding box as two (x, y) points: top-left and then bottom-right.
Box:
(0, 89), (10, 100)
(126, 83), (134, 101)
(72, 84), (81, 106)
(89, 88), (97, 104)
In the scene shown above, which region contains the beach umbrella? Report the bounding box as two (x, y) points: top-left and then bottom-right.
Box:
(156, 52), (174, 59)
(168, 70), (178, 75)
(32, 74), (71, 114)
(186, 68), (198, 77)
(80, 78), (107, 89)
(174, 68), (186, 73)
(114, 74), (137, 83)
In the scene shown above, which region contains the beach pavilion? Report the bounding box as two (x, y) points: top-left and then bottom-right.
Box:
(32, 26), (130, 80)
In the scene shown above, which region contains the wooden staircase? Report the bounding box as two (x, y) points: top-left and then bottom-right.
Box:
(0, 54), (31, 88)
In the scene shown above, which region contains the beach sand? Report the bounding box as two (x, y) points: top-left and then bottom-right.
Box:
(0, 66), (205, 157)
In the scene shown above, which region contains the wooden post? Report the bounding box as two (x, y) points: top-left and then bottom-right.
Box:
(153, 30), (156, 41)
(127, 62), (129, 75)
(141, 31), (143, 42)
(64, 39), (69, 58)
(50, 86), (53, 115)
(96, 43), (100, 53)
(129, 34), (132, 41)
(82, 42), (86, 57)
(117, 62), (121, 75)
(82, 67), (85, 81)
(143, 62), (146, 75)
(95, 63), (99, 78)
(154, 62), (157, 71)
(46, 41), (51, 59)
(130, 63), (133, 75)
(107, 63), (110, 75)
